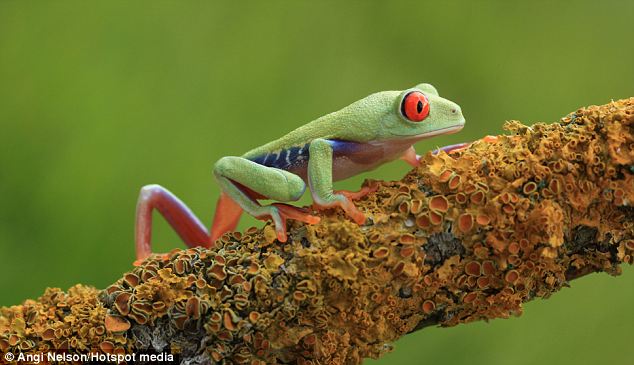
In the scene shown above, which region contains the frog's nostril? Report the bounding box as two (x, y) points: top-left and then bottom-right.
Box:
(451, 108), (457, 114)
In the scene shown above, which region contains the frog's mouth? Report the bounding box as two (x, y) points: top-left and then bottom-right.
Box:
(416, 123), (464, 138)
(389, 122), (465, 139)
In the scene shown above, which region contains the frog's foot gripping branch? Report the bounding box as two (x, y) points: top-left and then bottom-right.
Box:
(256, 203), (321, 242)
(2, 98), (633, 365)
(311, 184), (379, 226)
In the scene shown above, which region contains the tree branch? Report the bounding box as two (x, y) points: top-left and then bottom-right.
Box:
(1, 98), (633, 365)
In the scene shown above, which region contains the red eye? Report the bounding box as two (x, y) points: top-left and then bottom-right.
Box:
(401, 91), (430, 122)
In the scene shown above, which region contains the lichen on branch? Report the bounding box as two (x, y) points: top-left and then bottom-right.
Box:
(1, 98), (633, 365)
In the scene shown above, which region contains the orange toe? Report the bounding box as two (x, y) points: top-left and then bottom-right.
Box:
(257, 203), (321, 243)
(348, 208), (366, 225)
(341, 200), (366, 225)
(335, 184), (378, 201)
(273, 203), (321, 225)
(275, 227), (288, 242)
(314, 197), (366, 225)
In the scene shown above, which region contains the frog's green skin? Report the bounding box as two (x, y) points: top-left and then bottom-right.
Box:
(211, 83), (464, 240)
(134, 83), (465, 262)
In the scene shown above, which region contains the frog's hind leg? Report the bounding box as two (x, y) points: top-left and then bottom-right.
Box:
(209, 192), (244, 243)
(212, 156), (320, 242)
(135, 184), (210, 265)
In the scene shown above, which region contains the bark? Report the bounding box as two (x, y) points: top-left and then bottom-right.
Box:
(1, 98), (633, 365)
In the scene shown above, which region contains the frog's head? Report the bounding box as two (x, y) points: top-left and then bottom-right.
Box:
(377, 83), (465, 141)
(324, 83), (464, 143)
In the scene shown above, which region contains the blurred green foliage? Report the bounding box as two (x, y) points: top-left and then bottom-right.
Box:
(0, 1), (632, 364)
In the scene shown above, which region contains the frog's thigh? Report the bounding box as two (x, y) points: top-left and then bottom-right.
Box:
(214, 156), (306, 202)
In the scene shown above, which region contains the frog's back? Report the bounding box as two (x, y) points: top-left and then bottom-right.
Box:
(242, 114), (337, 159)
(240, 115), (337, 175)
(242, 92), (392, 159)
(240, 90), (397, 176)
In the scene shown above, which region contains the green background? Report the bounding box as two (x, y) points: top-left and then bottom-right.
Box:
(0, 2), (632, 364)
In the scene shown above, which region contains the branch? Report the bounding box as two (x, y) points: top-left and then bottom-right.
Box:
(1, 98), (633, 365)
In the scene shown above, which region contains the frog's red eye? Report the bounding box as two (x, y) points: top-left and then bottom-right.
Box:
(401, 91), (430, 122)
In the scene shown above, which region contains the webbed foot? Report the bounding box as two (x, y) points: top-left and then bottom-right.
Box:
(334, 182), (379, 201)
(312, 193), (366, 225)
(257, 203), (320, 242)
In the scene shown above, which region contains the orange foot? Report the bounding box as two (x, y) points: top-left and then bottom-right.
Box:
(313, 196), (365, 225)
(313, 185), (377, 226)
(257, 203), (320, 242)
(334, 182), (378, 201)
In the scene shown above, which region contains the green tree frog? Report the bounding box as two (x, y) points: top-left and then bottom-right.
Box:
(134, 83), (465, 263)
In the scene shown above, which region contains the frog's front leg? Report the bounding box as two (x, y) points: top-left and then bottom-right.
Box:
(308, 138), (366, 225)
(212, 156), (319, 242)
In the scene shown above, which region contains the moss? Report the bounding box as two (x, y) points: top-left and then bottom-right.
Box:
(2, 98), (634, 364)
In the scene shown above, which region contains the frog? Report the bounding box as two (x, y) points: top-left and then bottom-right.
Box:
(134, 83), (465, 264)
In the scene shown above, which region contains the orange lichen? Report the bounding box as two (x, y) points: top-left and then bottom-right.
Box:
(439, 170), (453, 182)
(104, 314), (131, 333)
(448, 174), (462, 190)
(429, 211), (443, 225)
(458, 213), (474, 233)
(114, 292), (131, 315)
(465, 261), (482, 276)
(470, 190), (486, 205)
(505, 270), (520, 284)
(455, 192), (468, 204)
(398, 201), (410, 214)
(522, 181), (538, 195)
(482, 260), (496, 276)
(410, 199), (424, 214)
(508, 242), (521, 255)
(400, 246), (415, 258)
(476, 214), (491, 226)
(422, 300), (436, 314)
(399, 233), (417, 245)
(373, 247), (390, 259)
(463, 292), (478, 303)
(123, 273), (139, 287)
(476, 277), (490, 289)
(416, 215), (431, 228)
(208, 263), (227, 280)
(249, 311), (261, 323)
(429, 195), (449, 212)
